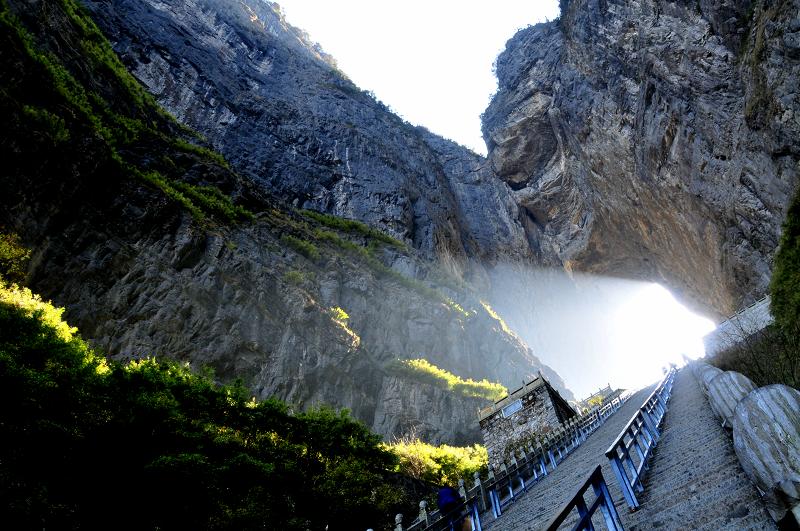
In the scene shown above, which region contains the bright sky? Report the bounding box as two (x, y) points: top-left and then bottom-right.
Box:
(278, 0), (560, 154)
(608, 283), (716, 394)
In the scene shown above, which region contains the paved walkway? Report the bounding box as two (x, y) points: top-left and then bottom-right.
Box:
(624, 368), (774, 530)
(486, 368), (775, 530)
(485, 383), (656, 530)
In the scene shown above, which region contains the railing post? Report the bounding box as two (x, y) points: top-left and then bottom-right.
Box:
(548, 447), (557, 470)
(458, 478), (467, 499)
(419, 500), (429, 525)
(592, 472), (624, 531)
(574, 496), (596, 531)
(470, 499), (484, 531)
(394, 513), (403, 531)
(474, 471), (487, 512)
(639, 408), (660, 444)
(610, 453), (640, 509)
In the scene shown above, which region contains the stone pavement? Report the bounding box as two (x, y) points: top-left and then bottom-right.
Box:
(624, 368), (774, 530)
(485, 368), (775, 530)
(484, 383), (655, 530)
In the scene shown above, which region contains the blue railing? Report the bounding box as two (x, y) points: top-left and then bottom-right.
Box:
(387, 395), (628, 530)
(484, 397), (625, 518)
(544, 465), (624, 531)
(604, 368), (676, 511)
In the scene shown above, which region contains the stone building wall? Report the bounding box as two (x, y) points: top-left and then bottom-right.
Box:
(479, 383), (562, 468)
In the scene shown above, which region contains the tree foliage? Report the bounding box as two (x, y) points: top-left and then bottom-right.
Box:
(385, 439), (488, 488)
(391, 358), (507, 401)
(0, 231), (30, 283)
(0, 281), (408, 530)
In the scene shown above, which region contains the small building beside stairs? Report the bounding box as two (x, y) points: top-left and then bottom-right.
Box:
(478, 373), (576, 468)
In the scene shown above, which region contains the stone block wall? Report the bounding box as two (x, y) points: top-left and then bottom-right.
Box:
(479, 384), (562, 468)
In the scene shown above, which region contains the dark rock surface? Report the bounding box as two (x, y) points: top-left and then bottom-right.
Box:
(484, 0), (800, 317)
(82, 0), (535, 283)
(0, 0), (570, 447)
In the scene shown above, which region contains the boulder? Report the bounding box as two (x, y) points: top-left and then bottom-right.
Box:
(694, 362), (723, 395)
(732, 385), (800, 523)
(707, 371), (756, 428)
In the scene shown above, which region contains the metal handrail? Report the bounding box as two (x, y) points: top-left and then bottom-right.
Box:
(604, 368), (676, 510)
(544, 465), (624, 531)
(483, 397), (626, 518)
(391, 393), (630, 529)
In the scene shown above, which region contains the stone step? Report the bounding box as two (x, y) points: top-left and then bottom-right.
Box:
(485, 368), (776, 530)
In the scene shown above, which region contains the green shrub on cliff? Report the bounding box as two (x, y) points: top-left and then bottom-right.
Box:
(0, 232), (30, 283)
(0, 280), (409, 530)
(1, 0), (252, 226)
(281, 234), (321, 261)
(391, 358), (507, 401)
(385, 439), (488, 487)
(770, 187), (800, 331)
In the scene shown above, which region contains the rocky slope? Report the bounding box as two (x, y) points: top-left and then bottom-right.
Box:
(483, 0), (800, 318)
(82, 0), (534, 285)
(0, 0), (571, 445)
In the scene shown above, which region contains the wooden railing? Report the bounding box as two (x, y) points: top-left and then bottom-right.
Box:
(544, 465), (624, 531)
(604, 368), (676, 511)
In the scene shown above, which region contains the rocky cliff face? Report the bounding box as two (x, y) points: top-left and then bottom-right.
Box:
(7, 0), (797, 445)
(1, 0), (573, 446)
(83, 0), (534, 284)
(86, 0), (800, 317)
(483, 0), (800, 317)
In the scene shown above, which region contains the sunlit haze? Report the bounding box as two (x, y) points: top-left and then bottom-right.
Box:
(278, 0), (560, 154)
(488, 267), (716, 399)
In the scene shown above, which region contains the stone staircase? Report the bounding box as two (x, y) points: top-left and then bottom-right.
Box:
(623, 368), (774, 530)
(483, 384), (654, 529)
(485, 368), (776, 530)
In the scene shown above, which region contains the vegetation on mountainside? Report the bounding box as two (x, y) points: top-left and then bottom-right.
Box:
(708, 324), (799, 389)
(0, 232), (30, 284)
(391, 358), (508, 401)
(771, 186), (800, 332)
(480, 301), (513, 335)
(708, 186), (800, 389)
(0, 280), (416, 530)
(384, 439), (488, 488)
(272, 207), (471, 318)
(0, 0), (252, 224)
(280, 233), (321, 261)
(301, 209), (405, 248)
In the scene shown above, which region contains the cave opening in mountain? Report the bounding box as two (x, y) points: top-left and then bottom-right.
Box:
(487, 265), (715, 399)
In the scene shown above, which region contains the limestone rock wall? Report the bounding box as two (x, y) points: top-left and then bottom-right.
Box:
(82, 0), (535, 282)
(483, 0), (800, 316)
